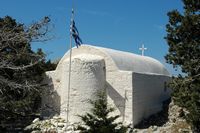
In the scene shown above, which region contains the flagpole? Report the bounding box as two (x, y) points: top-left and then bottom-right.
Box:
(66, 8), (74, 124)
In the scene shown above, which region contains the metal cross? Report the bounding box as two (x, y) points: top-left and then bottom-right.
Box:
(139, 44), (147, 56)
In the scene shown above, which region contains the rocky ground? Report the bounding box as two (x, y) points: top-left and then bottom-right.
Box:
(25, 116), (80, 133)
(25, 99), (192, 133)
(131, 100), (192, 133)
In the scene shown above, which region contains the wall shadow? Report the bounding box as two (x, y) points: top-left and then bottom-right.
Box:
(134, 98), (171, 129)
(106, 82), (126, 117)
(41, 76), (61, 118)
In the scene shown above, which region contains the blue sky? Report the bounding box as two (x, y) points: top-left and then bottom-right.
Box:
(0, 0), (184, 75)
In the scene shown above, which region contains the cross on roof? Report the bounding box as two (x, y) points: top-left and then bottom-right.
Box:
(139, 44), (147, 56)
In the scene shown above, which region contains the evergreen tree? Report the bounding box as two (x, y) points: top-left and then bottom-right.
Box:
(78, 90), (128, 133)
(0, 16), (56, 131)
(165, 0), (200, 131)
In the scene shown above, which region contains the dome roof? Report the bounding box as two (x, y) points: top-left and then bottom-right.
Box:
(58, 44), (170, 76)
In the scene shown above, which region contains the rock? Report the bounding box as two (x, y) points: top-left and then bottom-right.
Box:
(61, 126), (67, 131)
(53, 116), (60, 119)
(66, 131), (73, 133)
(133, 128), (138, 132)
(74, 130), (81, 133)
(26, 100), (193, 133)
(57, 129), (63, 133)
(59, 119), (66, 123)
(151, 126), (158, 131)
(57, 123), (65, 127)
(178, 128), (192, 133)
(67, 125), (74, 131)
(171, 118), (176, 123)
(31, 131), (41, 133)
(32, 118), (40, 123)
(178, 128), (183, 132)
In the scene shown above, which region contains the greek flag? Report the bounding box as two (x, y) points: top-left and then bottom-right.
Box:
(70, 19), (82, 48)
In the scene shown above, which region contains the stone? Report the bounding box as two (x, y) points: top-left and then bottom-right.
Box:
(74, 131), (81, 133)
(66, 125), (74, 131)
(53, 116), (59, 119)
(178, 128), (182, 132)
(57, 123), (65, 127)
(133, 128), (138, 132)
(151, 126), (158, 131)
(31, 131), (41, 133)
(66, 131), (73, 133)
(32, 118), (40, 123)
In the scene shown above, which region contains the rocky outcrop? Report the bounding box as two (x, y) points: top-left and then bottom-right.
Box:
(26, 100), (192, 133)
(25, 116), (81, 133)
(132, 100), (192, 133)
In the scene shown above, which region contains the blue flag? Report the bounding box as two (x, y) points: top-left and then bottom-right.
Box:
(70, 19), (82, 48)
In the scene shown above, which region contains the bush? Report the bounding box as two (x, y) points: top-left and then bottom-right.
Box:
(77, 90), (128, 133)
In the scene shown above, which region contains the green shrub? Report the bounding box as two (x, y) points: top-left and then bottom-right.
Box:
(77, 90), (128, 133)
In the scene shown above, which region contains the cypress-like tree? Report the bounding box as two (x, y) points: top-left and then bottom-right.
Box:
(78, 90), (128, 133)
(0, 16), (56, 131)
(165, 0), (200, 131)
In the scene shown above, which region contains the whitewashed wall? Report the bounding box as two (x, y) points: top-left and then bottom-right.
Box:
(106, 70), (133, 125)
(59, 54), (106, 123)
(132, 73), (171, 126)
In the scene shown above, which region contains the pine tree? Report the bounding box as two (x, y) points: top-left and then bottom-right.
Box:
(165, 0), (200, 131)
(0, 16), (56, 131)
(77, 90), (128, 133)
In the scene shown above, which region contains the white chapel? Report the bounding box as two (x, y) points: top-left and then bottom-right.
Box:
(42, 45), (171, 126)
